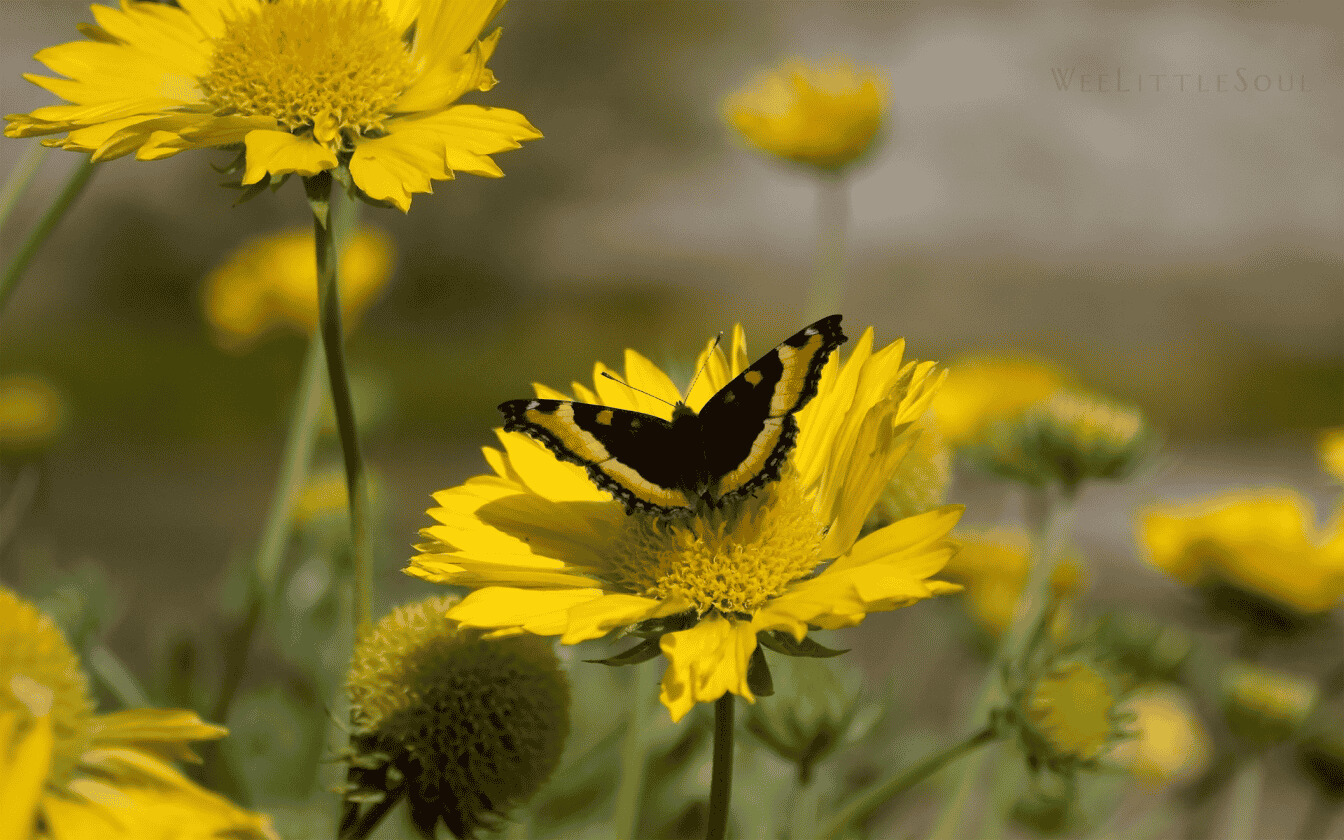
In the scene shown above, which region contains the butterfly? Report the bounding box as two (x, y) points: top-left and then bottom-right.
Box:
(498, 315), (847, 515)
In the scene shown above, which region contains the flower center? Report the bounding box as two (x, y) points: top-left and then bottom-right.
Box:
(604, 476), (827, 616)
(1, 588), (93, 787)
(200, 0), (413, 146)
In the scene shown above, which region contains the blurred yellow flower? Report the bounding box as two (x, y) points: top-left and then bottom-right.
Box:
(202, 227), (392, 349)
(0, 587), (276, 839)
(864, 409), (952, 531)
(1222, 662), (1318, 746)
(1023, 660), (1122, 764)
(1111, 684), (1210, 787)
(410, 325), (961, 721)
(930, 357), (1064, 447)
(724, 60), (888, 171)
(942, 529), (1085, 636)
(0, 375), (67, 454)
(1321, 427), (1344, 483)
(6, 0), (541, 211)
(1140, 490), (1344, 615)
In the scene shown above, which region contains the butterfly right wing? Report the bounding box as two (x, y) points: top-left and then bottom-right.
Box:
(499, 399), (695, 514)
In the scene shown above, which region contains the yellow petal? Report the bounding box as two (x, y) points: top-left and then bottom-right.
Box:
(241, 130), (337, 184)
(658, 616), (757, 722)
(447, 586), (608, 637)
(348, 128), (450, 211)
(0, 713), (50, 840)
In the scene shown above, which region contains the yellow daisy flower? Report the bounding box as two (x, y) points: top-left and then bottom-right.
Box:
(724, 60), (888, 171)
(410, 324), (962, 721)
(1111, 684), (1210, 788)
(930, 357), (1065, 447)
(942, 529), (1085, 637)
(0, 375), (68, 454)
(6, 0), (541, 211)
(202, 226), (393, 350)
(1, 586), (277, 839)
(1320, 427), (1344, 483)
(1140, 489), (1344, 615)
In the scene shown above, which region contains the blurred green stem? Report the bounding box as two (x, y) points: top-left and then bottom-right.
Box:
(808, 175), (849, 318)
(304, 170), (373, 638)
(705, 694), (735, 840)
(611, 662), (653, 840)
(87, 644), (151, 708)
(1219, 758), (1263, 840)
(819, 726), (998, 840)
(929, 485), (1077, 840)
(1, 157), (95, 314)
(0, 142), (49, 235)
(1296, 791), (1342, 840)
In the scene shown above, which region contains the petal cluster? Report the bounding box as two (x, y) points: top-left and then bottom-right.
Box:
(410, 323), (961, 720)
(6, 0), (541, 211)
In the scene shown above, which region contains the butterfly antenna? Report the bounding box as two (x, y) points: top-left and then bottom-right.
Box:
(683, 332), (723, 399)
(600, 371), (677, 407)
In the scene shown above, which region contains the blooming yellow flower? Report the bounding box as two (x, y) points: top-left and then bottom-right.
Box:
(202, 227), (392, 349)
(930, 357), (1065, 447)
(724, 60), (888, 171)
(1111, 684), (1210, 788)
(1, 587), (277, 839)
(1321, 427), (1344, 483)
(6, 0), (541, 211)
(0, 375), (68, 454)
(410, 325), (962, 721)
(942, 529), (1085, 636)
(863, 409), (951, 532)
(1022, 660), (1123, 764)
(1140, 490), (1344, 615)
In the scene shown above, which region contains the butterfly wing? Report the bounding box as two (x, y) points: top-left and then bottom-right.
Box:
(696, 314), (847, 504)
(499, 399), (698, 514)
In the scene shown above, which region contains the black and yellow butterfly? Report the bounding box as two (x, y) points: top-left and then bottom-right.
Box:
(498, 315), (847, 515)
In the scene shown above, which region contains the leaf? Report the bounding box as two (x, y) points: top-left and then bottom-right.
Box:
(584, 636), (663, 666)
(747, 645), (774, 697)
(758, 631), (849, 658)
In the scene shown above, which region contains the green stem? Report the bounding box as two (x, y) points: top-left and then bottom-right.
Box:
(1296, 791), (1342, 840)
(611, 662), (652, 840)
(304, 171), (372, 638)
(819, 726), (998, 840)
(1219, 758), (1264, 840)
(807, 175), (849, 318)
(705, 694), (735, 840)
(928, 485), (1076, 840)
(1, 157), (95, 314)
(339, 785), (406, 840)
(0, 142), (49, 235)
(86, 644), (151, 708)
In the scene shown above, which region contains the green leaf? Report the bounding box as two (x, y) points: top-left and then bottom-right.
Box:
(585, 636), (663, 666)
(747, 645), (774, 697)
(758, 631), (849, 658)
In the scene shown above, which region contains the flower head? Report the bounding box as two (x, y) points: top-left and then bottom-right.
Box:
(202, 226), (392, 350)
(1016, 659), (1126, 768)
(724, 60), (888, 172)
(7, 0), (541, 211)
(345, 596), (568, 839)
(0, 586), (276, 839)
(1321, 427), (1344, 483)
(1110, 684), (1210, 787)
(410, 324), (961, 721)
(1140, 489), (1344, 617)
(1221, 662), (1318, 746)
(863, 409), (951, 532)
(930, 357), (1065, 448)
(942, 529), (1085, 637)
(0, 375), (68, 454)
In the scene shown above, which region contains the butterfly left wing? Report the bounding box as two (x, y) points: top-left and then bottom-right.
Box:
(499, 399), (699, 514)
(696, 314), (847, 504)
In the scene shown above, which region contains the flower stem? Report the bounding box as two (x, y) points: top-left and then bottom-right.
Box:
(808, 175), (849, 318)
(819, 726), (998, 840)
(304, 171), (373, 638)
(0, 157), (95, 314)
(1296, 790), (1342, 840)
(0, 142), (49, 234)
(611, 662), (653, 839)
(1219, 758), (1264, 840)
(705, 693), (735, 840)
(86, 643), (151, 708)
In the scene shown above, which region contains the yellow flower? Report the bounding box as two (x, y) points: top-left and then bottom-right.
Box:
(1321, 427), (1344, 483)
(6, 0), (541, 211)
(930, 357), (1065, 447)
(410, 325), (962, 721)
(942, 529), (1085, 636)
(724, 60), (887, 171)
(863, 409), (952, 532)
(1140, 490), (1344, 615)
(202, 227), (392, 349)
(1222, 662), (1318, 745)
(0, 375), (67, 454)
(0, 587), (276, 839)
(1111, 685), (1210, 787)
(1022, 660), (1123, 764)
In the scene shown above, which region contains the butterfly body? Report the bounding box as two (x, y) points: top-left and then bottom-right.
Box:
(499, 315), (846, 515)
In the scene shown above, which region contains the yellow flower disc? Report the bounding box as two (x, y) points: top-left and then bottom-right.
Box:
(1025, 661), (1120, 763)
(347, 596), (569, 836)
(201, 0), (413, 145)
(0, 375), (67, 452)
(0, 587), (93, 787)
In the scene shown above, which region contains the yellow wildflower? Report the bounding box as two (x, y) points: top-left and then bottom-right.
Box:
(6, 0), (541, 211)
(1111, 684), (1210, 787)
(0, 375), (67, 454)
(1140, 490), (1344, 615)
(202, 227), (392, 349)
(863, 409), (952, 532)
(724, 60), (887, 171)
(410, 324), (961, 721)
(0, 586), (276, 839)
(1321, 427), (1344, 483)
(942, 529), (1085, 636)
(930, 357), (1064, 447)
(1022, 660), (1123, 765)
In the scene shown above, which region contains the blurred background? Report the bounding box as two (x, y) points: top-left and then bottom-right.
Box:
(1, 1), (1342, 831)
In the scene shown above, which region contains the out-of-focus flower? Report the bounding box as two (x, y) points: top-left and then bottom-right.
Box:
(410, 324), (961, 722)
(344, 596), (569, 839)
(202, 227), (392, 350)
(941, 529), (1085, 637)
(6, 0), (541, 211)
(1014, 659), (1126, 769)
(864, 410), (952, 532)
(0, 375), (67, 454)
(1140, 490), (1344, 616)
(1111, 684), (1210, 787)
(0, 586), (277, 839)
(1221, 662), (1317, 746)
(1297, 710), (1344, 798)
(972, 390), (1149, 490)
(1320, 428), (1344, 483)
(724, 60), (888, 171)
(930, 357), (1065, 448)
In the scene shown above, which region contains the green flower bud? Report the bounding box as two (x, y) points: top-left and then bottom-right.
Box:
(1222, 662), (1317, 747)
